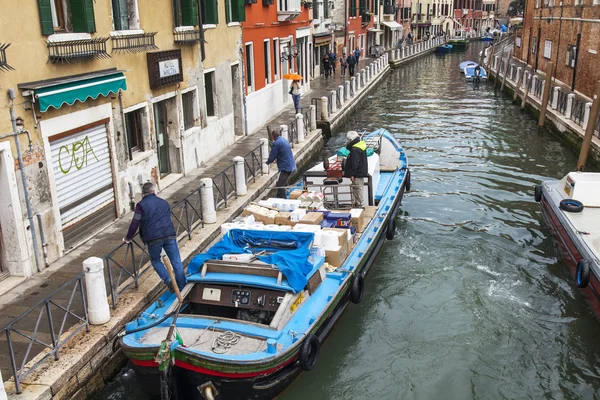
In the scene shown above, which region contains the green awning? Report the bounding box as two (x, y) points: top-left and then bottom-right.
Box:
(19, 69), (127, 112)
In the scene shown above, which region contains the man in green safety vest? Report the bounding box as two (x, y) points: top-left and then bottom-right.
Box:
(344, 131), (369, 207)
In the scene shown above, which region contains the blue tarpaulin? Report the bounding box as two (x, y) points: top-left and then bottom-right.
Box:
(187, 229), (315, 292)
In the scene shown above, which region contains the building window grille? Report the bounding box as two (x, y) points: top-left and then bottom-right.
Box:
(112, 32), (158, 53)
(0, 43), (14, 72)
(46, 37), (110, 63)
(174, 29), (203, 44)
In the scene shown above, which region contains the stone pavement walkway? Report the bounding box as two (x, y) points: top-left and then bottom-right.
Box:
(0, 53), (388, 385)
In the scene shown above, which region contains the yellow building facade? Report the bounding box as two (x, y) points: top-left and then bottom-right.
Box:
(0, 0), (243, 281)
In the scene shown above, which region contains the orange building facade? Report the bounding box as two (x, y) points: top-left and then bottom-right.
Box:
(242, 0), (312, 134)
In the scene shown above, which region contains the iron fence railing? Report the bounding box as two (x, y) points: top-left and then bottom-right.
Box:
(549, 84), (555, 105)
(301, 107), (311, 131)
(212, 164), (237, 210)
(288, 121), (298, 146)
(170, 187), (205, 241)
(1, 273), (89, 393)
(243, 144), (263, 185)
(534, 77), (543, 99)
(557, 89), (568, 115)
(571, 96), (586, 127)
(595, 113), (600, 137)
(311, 98), (322, 121)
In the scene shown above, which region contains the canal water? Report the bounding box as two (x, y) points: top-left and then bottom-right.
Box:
(97, 43), (600, 400)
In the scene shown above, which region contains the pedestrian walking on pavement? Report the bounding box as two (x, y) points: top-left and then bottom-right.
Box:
(322, 54), (330, 78)
(289, 80), (302, 114)
(347, 53), (356, 77)
(267, 130), (297, 198)
(329, 50), (337, 75)
(343, 131), (369, 207)
(354, 47), (361, 63)
(340, 53), (347, 77)
(124, 182), (186, 292)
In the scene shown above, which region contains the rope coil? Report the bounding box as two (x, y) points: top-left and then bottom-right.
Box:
(212, 331), (241, 354)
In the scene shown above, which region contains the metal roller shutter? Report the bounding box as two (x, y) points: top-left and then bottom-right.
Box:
(49, 122), (116, 249)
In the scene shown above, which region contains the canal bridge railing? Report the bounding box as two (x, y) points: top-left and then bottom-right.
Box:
(490, 43), (599, 137)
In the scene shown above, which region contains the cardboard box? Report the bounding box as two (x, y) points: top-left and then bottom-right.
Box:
(290, 190), (304, 200)
(363, 206), (378, 219)
(275, 212), (292, 225)
(242, 209), (276, 225)
(350, 208), (365, 233)
(326, 245), (347, 268)
(323, 227), (353, 254)
(300, 211), (324, 225)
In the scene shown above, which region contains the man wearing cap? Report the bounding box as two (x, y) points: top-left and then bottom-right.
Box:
(123, 182), (186, 292)
(267, 130), (297, 198)
(344, 131), (369, 207)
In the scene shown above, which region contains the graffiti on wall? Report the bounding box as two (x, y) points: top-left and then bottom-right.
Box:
(58, 136), (99, 174)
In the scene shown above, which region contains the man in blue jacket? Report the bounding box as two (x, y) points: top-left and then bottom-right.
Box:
(124, 182), (186, 291)
(267, 130), (296, 198)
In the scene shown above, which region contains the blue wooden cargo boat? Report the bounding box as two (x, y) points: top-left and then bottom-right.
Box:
(459, 60), (478, 73)
(120, 129), (410, 400)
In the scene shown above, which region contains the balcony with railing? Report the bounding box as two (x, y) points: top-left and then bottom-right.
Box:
(361, 12), (372, 25)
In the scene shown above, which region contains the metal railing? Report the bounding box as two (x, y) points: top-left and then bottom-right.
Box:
(243, 144), (264, 185)
(595, 113), (600, 137)
(571, 96), (586, 127)
(301, 107), (311, 131)
(212, 164), (237, 210)
(288, 121), (298, 146)
(1, 273), (89, 393)
(311, 98), (322, 121)
(557, 89), (568, 114)
(534, 78), (543, 99)
(170, 186), (205, 241)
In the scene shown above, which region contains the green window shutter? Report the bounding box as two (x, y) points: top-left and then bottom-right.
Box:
(359, 0), (366, 14)
(112, 0), (129, 30)
(349, 0), (355, 16)
(202, 0), (218, 24)
(225, 0), (231, 23)
(38, 0), (54, 35)
(182, 0), (199, 26)
(232, 0), (245, 22)
(71, 0), (96, 33)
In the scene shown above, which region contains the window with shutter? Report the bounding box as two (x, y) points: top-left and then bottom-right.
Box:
(201, 0), (219, 24)
(233, 0), (245, 22)
(182, 0), (199, 26)
(71, 0), (96, 33)
(349, 0), (356, 16)
(112, 0), (130, 30)
(38, 0), (55, 35)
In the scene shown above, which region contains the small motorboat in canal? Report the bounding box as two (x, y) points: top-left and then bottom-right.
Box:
(536, 172), (600, 319)
(481, 35), (494, 42)
(459, 60), (478, 73)
(435, 44), (453, 54)
(447, 38), (469, 49)
(120, 129), (410, 400)
(464, 65), (488, 82)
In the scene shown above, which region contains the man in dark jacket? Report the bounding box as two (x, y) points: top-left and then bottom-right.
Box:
(124, 182), (186, 291)
(347, 53), (357, 77)
(267, 130), (296, 198)
(344, 131), (369, 207)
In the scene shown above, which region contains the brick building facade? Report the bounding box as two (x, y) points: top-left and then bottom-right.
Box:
(514, 0), (600, 98)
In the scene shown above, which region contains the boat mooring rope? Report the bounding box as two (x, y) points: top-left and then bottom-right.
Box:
(212, 331), (241, 354)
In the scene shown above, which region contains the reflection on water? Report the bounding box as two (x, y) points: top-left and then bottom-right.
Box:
(99, 44), (600, 400)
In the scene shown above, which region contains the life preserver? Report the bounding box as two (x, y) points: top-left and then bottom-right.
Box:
(534, 185), (542, 202)
(405, 169), (411, 192)
(576, 259), (590, 288)
(299, 334), (320, 371)
(559, 199), (584, 213)
(350, 274), (365, 304)
(386, 217), (396, 240)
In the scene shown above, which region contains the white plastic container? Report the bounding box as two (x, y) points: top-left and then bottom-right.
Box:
(563, 172), (600, 207)
(291, 208), (307, 222)
(223, 254), (255, 262)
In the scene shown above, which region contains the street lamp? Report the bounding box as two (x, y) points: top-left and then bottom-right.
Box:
(280, 43), (300, 62)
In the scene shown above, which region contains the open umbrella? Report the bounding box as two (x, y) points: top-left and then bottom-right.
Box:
(283, 73), (303, 80)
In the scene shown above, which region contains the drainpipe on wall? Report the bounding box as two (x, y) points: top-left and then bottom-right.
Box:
(7, 88), (42, 273)
(197, 0), (206, 61)
(239, 48), (249, 136)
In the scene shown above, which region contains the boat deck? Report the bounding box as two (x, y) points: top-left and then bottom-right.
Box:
(546, 180), (600, 260)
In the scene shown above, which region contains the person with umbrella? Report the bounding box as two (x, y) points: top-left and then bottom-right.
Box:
(283, 73), (303, 114)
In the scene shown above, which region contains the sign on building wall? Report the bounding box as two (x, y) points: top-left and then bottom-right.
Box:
(516, 36), (521, 47)
(147, 50), (184, 89)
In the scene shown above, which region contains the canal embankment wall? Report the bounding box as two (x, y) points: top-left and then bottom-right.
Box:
(488, 46), (600, 169)
(2, 40), (443, 400)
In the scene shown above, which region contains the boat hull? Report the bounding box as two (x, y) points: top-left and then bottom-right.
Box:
(539, 185), (600, 319)
(124, 181), (407, 399)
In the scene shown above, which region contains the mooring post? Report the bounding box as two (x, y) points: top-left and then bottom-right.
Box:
(577, 81), (600, 170)
(260, 138), (269, 173)
(344, 81), (350, 101)
(309, 105), (317, 130)
(551, 87), (559, 109)
(500, 49), (512, 92)
(494, 44), (506, 93)
(538, 61), (555, 128)
(233, 156), (247, 196)
(521, 69), (532, 111)
(321, 96), (329, 121)
(83, 257), (110, 325)
(330, 90), (337, 113)
(296, 113), (305, 143)
(279, 124), (289, 141)
(200, 178), (217, 223)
